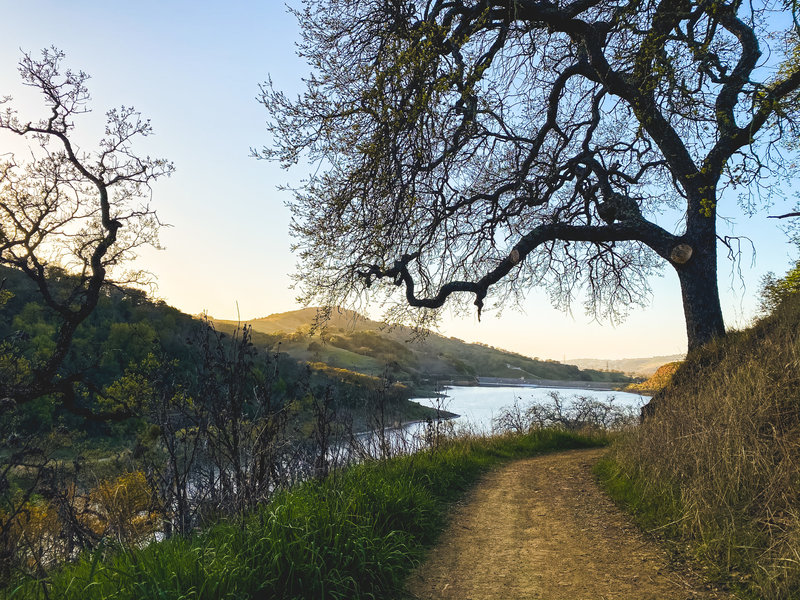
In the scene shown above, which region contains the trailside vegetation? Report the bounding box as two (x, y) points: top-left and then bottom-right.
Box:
(597, 259), (800, 599)
(0, 265), (441, 584)
(2, 429), (608, 599)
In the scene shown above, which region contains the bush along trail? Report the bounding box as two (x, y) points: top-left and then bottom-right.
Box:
(406, 448), (731, 600)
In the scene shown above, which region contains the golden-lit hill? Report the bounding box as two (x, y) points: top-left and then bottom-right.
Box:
(211, 308), (634, 391)
(233, 307), (371, 335)
(623, 361), (683, 394)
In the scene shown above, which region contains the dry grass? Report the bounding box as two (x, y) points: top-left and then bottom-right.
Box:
(605, 294), (800, 599)
(624, 360), (683, 394)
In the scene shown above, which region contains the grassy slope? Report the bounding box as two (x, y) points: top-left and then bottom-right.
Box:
(596, 293), (800, 599)
(623, 361), (682, 394)
(214, 308), (633, 386)
(5, 430), (607, 600)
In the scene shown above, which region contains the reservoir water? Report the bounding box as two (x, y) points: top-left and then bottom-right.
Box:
(410, 385), (648, 433)
(352, 384), (648, 458)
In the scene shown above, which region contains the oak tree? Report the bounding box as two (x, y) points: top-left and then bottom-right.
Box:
(0, 49), (173, 415)
(260, 0), (800, 350)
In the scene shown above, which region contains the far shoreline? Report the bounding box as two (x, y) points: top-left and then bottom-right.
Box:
(414, 377), (637, 394)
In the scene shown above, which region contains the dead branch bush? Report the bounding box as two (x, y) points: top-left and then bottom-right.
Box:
(493, 391), (638, 434)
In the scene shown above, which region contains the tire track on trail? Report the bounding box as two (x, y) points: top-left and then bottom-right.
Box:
(405, 448), (731, 600)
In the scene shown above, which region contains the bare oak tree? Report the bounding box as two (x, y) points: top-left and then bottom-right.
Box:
(259, 0), (800, 350)
(0, 48), (173, 412)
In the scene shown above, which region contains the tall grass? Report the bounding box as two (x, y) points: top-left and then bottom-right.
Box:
(3, 429), (607, 600)
(597, 292), (800, 599)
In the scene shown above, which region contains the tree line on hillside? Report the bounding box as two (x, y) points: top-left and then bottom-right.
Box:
(0, 264), (408, 441)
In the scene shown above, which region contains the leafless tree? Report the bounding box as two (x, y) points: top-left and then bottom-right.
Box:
(260, 0), (800, 351)
(0, 48), (172, 412)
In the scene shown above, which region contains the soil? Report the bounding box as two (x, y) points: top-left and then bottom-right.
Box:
(405, 448), (732, 600)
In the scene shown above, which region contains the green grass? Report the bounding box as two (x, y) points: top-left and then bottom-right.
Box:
(594, 454), (757, 598)
(593, 456), (683, 538)
(4, 429), (608, 600)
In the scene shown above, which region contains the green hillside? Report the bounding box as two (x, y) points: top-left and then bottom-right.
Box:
(213, 308), (633, 391)
(0, 268), (433, 441)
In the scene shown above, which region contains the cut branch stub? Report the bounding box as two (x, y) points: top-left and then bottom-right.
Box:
(670, 243), (693, 264)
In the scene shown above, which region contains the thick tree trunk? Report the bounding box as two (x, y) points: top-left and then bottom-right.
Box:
(673, 238), (725, 351)
(641, 240), (724, 422)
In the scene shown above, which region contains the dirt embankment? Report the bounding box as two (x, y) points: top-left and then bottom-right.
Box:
(406, 448), (731, 600)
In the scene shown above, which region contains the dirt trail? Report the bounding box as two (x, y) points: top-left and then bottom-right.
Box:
(406, 448), (731, 600)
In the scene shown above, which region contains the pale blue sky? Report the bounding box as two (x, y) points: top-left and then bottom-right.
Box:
(1, 1), (797, 360)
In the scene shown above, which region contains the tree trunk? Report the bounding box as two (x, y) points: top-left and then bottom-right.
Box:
(673, 238), (725, 351)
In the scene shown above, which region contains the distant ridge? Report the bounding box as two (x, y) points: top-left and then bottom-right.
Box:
(564, 355), (685, 377)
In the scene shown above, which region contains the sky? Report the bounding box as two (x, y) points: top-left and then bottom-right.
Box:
(0, 1), (797, 361)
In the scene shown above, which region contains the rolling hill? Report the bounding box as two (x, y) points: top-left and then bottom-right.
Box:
(212, 307), (634, 391)
(564, 354), (684, 376)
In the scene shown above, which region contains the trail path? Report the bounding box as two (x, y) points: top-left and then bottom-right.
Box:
(406, 448), (731, 600)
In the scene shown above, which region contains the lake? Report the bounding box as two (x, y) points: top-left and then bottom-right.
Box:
(410, 385), (649, 433)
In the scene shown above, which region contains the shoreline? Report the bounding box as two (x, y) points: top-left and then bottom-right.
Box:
(414, 378), (633, 395)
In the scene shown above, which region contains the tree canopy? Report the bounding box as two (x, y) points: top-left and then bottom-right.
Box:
(260, 0), (800, 350)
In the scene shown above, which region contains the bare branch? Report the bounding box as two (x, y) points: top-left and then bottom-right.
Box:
(0, 49), (172, 409)
(768, 212), (800, 219)
(262, 0), (800, 349)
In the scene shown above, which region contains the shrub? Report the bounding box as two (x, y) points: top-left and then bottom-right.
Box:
(492, 391), (639, 433)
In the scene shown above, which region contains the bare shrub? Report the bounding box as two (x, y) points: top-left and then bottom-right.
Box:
(138, 322), (297, 535)
(493, 391), (638, 433)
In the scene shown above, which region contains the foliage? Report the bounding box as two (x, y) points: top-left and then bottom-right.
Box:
(598, 276), (800, 599)
(0, 48), (172, 411)
(87, 471), (159, 545)
(1, 468), (160, 583)
(0, 265), (200, 440)
(759, 258), (800, 314)
(260, 0), (800, 350)
(2, 429), (607, 600)
(308, 361), (403, 389)
(328, 330), (416, 366)
(0, 501), (61, 578)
